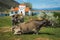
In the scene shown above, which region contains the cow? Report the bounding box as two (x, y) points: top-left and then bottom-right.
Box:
(13, 19), (52, 35)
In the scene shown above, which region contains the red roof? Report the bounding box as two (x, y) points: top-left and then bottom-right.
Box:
(14, 7), (19, 11)
(25, 7), (30, 12)
(19, 4), (26, 6)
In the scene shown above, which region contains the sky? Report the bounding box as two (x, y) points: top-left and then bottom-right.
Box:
(15, 0), (60, 9)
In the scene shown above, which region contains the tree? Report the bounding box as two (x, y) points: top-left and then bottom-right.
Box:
(21, 2), (32, 9)
(37, 12), (46, 19)
(37, 12), (59, 27)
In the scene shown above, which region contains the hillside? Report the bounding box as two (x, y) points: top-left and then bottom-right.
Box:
(0, 0), (19, 12)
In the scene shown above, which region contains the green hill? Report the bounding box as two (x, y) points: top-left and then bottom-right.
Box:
(0, 0), (19, 12)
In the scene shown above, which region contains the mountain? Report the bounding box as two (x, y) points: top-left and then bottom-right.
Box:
(33, 7), (60, 10)
(0, 0), (19, 12)
(41, 7), (60, 10)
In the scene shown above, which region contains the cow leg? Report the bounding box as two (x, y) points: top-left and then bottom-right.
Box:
(34, 28), (40, 35)
(14, 30), (22, 35)
(14, 26), (22, 35)
(33, 30), (38, 35)
(16, 31), (22, 35)
(12, 25), (16, 32)
(32, 29), (39, 35)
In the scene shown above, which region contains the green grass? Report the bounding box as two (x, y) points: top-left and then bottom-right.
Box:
(0, 16), (37, 27)
(0, 16), (60, 40)
(0, 16), (12, 27)
(0, 27), (60, 40)
(24, 16), (37, 23)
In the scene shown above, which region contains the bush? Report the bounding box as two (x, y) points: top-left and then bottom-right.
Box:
(37, 12), (60, 27)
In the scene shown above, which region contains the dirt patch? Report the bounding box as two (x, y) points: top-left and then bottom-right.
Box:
(34, 38), (53, 40)
(9, 38), (22, 40)
(0, 27), (12, 32)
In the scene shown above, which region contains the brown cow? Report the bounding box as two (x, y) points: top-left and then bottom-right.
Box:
(13, 19), (52, 35)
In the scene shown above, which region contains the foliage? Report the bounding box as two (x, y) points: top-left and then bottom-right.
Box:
(37, 12), (59, 27)
(53, 12), (60, 27)
(54, 12), (60, 17)
(22, 2), (32, 9)
(37, 12), (46, 18)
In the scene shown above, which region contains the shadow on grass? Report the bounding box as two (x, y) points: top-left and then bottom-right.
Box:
(16, 32), (55, 36)
(38, 32), (55, 35)
(0, 31), (55, 36)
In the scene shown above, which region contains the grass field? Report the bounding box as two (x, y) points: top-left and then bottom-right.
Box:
(0, 16), (60, 40)
(0, 27), (60, 40)
(0, 16), (37, 27)
(0, 16), (12, 27)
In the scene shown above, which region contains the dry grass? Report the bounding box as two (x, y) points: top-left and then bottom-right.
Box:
(0, 27), (11, 32)
(34, 37), (53, 40)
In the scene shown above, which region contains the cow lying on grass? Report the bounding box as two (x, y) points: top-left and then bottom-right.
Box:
(13, 19), (52, 35)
